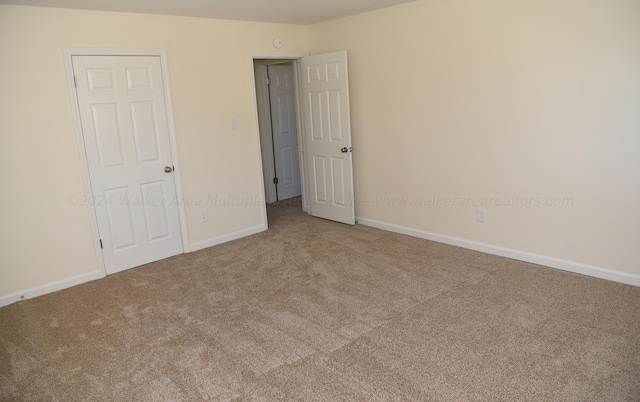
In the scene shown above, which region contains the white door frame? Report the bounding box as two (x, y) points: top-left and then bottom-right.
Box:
(254, 62), (278, 204)
(249, 52), (308, 226)
(63, 48), (190, 277)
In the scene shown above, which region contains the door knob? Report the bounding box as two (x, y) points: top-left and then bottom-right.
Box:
(164, 166), (173, 173)
(341, 147), (348, 153)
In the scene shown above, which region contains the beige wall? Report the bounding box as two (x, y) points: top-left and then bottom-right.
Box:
(308, 0), (640, 276)
(0, 5), (308, 297)
(2, 0), (639, 301)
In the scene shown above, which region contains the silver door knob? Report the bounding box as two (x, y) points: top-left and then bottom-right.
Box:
(164, 166), (173, 173)
(341, 147), (348, 153)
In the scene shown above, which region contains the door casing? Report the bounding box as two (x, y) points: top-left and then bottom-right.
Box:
(64, 48), (190, 278)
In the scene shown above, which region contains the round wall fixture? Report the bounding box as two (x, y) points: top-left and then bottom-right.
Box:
(272, 38), (283, 48)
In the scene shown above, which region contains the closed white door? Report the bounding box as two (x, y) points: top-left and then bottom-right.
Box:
(72, 55), (183, 275)
(301, 51), (355, 225)
(268, 64), (302, 201)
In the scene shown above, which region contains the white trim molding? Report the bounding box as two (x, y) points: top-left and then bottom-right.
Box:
(190, 224), (267, 252)
(0, 271), (104, 308)
(357, 217), (640, 287)
(254, 63), (277, 204)
(0, 223), (266, 307)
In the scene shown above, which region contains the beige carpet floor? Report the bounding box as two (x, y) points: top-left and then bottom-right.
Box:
(1, 199), (639, 401)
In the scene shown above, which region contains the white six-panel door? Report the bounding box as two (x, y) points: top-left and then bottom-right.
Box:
(268, 64), (302, 201)
(72, 55), (183, 274)
(301, 51), (355, 225)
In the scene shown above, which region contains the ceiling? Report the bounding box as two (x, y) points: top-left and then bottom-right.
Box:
(0, 0), (418, 24)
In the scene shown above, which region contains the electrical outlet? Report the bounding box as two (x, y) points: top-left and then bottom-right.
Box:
(477, 209), (486, 223)
(200, 210), (208, 223)
(231, 118), (238, 130)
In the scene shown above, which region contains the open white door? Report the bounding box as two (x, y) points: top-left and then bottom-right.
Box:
(72, 55), (183, 274)
(301, 51), (355, 225)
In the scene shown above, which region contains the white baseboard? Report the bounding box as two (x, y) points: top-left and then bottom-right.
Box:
(190, 223), (267, 252)
(0, 224), (268, 308)
(357, 217), (640, 287)
(0, 270), (105, 308)
(4, 218), (634, 309)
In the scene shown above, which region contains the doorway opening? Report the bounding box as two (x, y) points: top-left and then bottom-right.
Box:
(254, 58), (306, 212)
(252, 51), (356, 226)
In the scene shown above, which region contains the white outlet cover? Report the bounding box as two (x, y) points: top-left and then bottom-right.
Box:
(477, 209), (486, 223)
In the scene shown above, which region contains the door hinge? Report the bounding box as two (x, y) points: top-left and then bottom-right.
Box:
(273, 177), (279, 184)
(265, 77), (271, 86)
(73, 75), (78, 88)
(99, 239), (103, 249)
